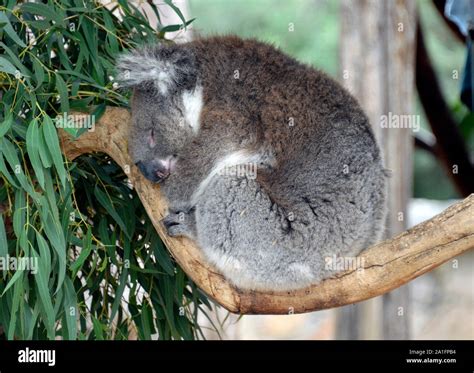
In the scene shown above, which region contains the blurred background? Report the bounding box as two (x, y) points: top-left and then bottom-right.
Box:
(165, 0), (473, 340)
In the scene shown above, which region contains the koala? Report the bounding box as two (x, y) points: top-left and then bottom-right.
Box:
(116, 36), (387, 291)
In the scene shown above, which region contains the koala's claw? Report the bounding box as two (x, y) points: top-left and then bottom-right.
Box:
(162, 210), (196, 239)
(166, 223), (189, 237)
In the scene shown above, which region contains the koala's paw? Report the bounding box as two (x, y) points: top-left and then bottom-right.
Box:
(162, 209), (196, 240)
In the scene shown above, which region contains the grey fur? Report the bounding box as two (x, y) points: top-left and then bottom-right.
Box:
(116, 36), (388, 291)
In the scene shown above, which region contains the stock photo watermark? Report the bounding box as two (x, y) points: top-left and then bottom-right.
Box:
(0, 255), (38, 275)
(217, 162), (258, 179)
(380, 112), (420, 132)
(325, 254), (365, 272)
(54, 112), (96, 131)
(18, 347), (55, 367)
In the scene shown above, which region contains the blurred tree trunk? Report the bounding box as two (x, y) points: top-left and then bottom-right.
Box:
(337, 0), (416, 339)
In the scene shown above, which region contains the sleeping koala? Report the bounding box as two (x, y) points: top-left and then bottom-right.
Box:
(116, 36), (387, 291)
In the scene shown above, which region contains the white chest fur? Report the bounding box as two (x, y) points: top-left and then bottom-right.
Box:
(182, 85), (203, 133)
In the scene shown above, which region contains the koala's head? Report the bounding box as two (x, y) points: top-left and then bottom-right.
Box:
(116, 44), (201, 183)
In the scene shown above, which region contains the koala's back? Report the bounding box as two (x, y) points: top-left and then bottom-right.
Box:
(189, 36), (385, 215)
(189, 36), (382, 174)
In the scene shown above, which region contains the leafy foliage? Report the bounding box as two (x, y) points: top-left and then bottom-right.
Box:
(0, 0), (215, 340)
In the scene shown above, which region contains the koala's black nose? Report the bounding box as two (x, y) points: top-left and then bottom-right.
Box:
(134, 160), (169, 183)
(135, 161), (147, 176)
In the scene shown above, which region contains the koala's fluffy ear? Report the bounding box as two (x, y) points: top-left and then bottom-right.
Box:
(116, 44), (197, 94)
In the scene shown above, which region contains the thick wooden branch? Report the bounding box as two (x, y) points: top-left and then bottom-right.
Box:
(59, 107), (474, 314)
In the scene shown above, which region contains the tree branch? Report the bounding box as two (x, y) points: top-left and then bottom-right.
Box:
(59, 107), (474, 314)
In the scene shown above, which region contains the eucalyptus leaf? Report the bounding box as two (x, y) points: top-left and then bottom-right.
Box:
(0, 12), (26, 47)
(0, 56), (18, 76)
(42, 115), (67, 188)
(0, 113), (13, 138)
(26, 119), (45, 189)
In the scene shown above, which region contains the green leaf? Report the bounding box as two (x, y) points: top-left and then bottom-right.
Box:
(26, 304), (40, 340)
(0, 151), (19, 188)
(55, 32), (73, 71)
(12, 188), (25, 239)
(94, 186), (130, 239)
(92, 317), (105, 340)
(7, 272), (24, 340)
(102, 10), (119, 54)
(41, 207), (66, 293)
(31, 248), (56, 339)
(26, 19), (50, 30)
(26, 119), (45, 189)
(42, 173), (60, 225)
(38, 125), (53, 168)
(0, 11), (27, 47)
(459, 112), (474, 140)
(151, 233), (174, 276)
(63, 277), (78, 340)
(18, 224), (28, 252)
(91, 103), (106, 123)
(57, 69), (95, 85)
(0, 42), (32, 78)
(55, 73), (70, 114)
(52, 287), (64, 324)
(159, 18), (195, 34)
(35, 232), (51, 279)
(20, 3), (65, 27)
(110, 238), (130, 321)
(164, 0), (187, 27)
(65, 7), (99, 14)
(0, 56), (17, 76)
(0, 137), (22, 182)
(140, 301), (154, 340)
(1, 269), (23, 297)
(42, 115), (67, 187)
(0, 214), (8, 271)
(0, 113), (13, 138)
(32, 58), (45, 89)
(10, 118), (27, 140)
(71, 227), (92, 278)
(0, 137), (38, 200)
